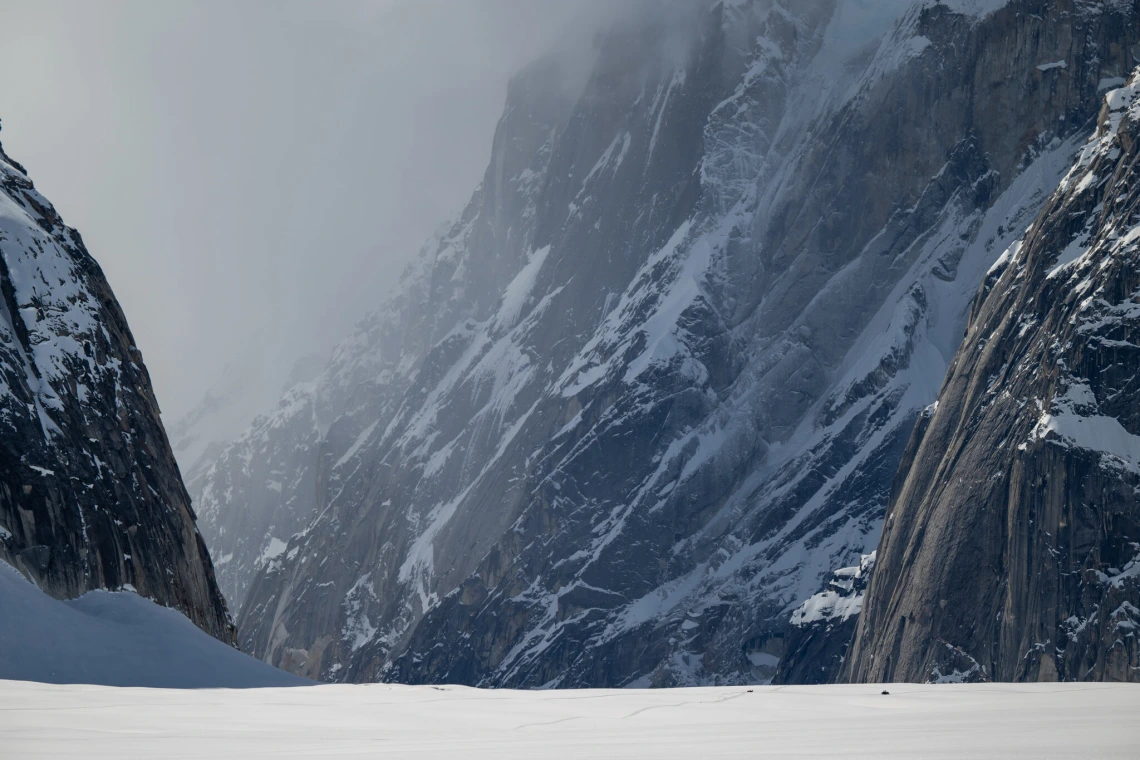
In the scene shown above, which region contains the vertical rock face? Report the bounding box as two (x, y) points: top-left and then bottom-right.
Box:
(845, 70), (1140, 685)
(0, 138), (233, 642)
(199, 0), (1140, 686)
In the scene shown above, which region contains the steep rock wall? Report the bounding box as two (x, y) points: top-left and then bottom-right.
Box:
(0, 137), (233, 641)
(846, 69), (1140, 684)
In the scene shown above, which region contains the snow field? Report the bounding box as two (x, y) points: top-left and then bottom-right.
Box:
(0, 562), (304, 689)
(1, 681), (1136, 759)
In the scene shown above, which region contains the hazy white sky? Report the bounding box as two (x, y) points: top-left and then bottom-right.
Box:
(0, 0), (611, 421)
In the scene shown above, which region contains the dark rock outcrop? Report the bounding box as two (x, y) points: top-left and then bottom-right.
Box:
(0, 136), (233, 642)
(845, 69), (1140, 684)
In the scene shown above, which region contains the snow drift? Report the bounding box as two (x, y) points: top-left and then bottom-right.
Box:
(0, 562), (303, 688)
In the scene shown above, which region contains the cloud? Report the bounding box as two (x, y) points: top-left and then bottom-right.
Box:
(0, 0), (621, 422)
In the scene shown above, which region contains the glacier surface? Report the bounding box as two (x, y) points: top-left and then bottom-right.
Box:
(1, 679), (1136, 759)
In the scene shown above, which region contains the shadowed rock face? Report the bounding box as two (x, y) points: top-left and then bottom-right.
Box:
(0, 139), (234, 642)
(199, 0), (1140, 686)
(845, 69), (1140, 685)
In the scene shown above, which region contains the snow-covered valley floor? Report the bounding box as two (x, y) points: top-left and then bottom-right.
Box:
(2, 680), (1136, 759)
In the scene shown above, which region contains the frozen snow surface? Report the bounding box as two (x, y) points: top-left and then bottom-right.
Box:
(0, 562), (304, 688)
(1, 680), (1136, 759)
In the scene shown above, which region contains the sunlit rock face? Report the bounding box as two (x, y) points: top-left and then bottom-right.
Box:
(0, 137), (233, 642)
(200, 0), (1140, 686)
(846, 65), (1140, 685)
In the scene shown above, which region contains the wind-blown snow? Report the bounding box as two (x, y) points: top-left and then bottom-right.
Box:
(1, 681), (1135, 759)
(0, 562), (304, 688)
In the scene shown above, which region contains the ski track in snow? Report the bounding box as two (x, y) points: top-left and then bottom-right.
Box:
(0, 680), (1136, 759)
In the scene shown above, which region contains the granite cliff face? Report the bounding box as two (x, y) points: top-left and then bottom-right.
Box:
(195, 0), (1140, 686)
(845, 67), (1140, 685)
(0, 136), (233, 641)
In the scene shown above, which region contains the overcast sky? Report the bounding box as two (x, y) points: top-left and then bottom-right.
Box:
(0, 0), (612, 421)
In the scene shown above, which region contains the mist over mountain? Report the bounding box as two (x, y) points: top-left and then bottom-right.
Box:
(184, 0), (1140, 688)
(0, 0), (625, 431)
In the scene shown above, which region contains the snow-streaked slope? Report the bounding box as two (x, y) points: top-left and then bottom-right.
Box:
(204, 0), (1140, 687)
(0, 562), (303, 688)
(2, 681), (1136, 759)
